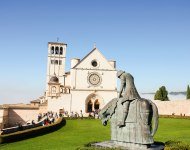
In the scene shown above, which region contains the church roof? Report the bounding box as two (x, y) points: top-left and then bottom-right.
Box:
(30, 99), (40, 103)
(48, 42), (67, 46)
(72, 48), (96, 69)
(72, 47), (115, 70)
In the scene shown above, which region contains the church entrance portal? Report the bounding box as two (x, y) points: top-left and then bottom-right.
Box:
(85, 94), (103, 113)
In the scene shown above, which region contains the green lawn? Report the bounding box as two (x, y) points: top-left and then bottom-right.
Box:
(154, 118), (190, 143)
(0, 118), (190, 150)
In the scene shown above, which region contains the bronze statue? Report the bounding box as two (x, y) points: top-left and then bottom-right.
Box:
(97, 70), (162, 149)
(117, 70), (140, 127)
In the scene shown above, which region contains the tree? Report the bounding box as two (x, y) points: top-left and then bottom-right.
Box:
(187, 85), (190, 100)
(154, 86), (169, 101)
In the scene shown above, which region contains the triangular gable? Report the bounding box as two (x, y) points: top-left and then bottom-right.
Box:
(72, 48), (115, 70)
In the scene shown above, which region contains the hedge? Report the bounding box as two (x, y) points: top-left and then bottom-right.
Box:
(159, 115), (190, 119)
(0, 117), (66, 144)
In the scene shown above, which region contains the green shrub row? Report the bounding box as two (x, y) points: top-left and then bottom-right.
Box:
(65, 115), (190, 120)
(159, 115), (190, 119)
(0, 117), (66, 144)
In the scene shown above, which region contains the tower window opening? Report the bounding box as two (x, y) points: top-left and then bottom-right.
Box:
(55, 47), (59, 54)
(60, 47), (63, 55)
(51, 46), (54, 54)
(51, 60), (59, 65)
(55, 60), (58, 64)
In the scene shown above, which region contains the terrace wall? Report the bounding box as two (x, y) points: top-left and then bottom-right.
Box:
(153, 100), (190, 116)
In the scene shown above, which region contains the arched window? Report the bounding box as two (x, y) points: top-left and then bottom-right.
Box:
(94, 99), (100, 110)
(61, 88), (64, 93)
(51, 46), (54, 54)
(60, 47), (63, 55)
(55, 47), (59, 54)
(51, 86), (56, 93)
(87, 100), (93, 112)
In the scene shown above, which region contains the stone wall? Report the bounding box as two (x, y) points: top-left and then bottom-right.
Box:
(8, 107), (39, 127)
(153, 99), (190, 116)
(39, 104), (47, 114)
(0, 109), (4, 129)
(0, 108), (9, 129)
(0, 104), (49, 129)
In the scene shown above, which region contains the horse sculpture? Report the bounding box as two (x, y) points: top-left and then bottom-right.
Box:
(98, 71), (159, 149)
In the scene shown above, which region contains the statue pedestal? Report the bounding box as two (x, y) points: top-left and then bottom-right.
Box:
(92, 141), (164, 150)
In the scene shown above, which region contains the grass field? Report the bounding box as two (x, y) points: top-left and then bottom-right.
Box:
(0, 118), (190, 150)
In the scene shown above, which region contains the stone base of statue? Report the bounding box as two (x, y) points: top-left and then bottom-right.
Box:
(92, 141), (164, 150)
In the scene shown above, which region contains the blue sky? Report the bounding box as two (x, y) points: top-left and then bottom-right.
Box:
(0, 0), (190, 104)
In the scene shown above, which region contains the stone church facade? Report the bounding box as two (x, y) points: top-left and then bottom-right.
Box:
(0, 42), (118, 128)
(45, 42), (118, 116)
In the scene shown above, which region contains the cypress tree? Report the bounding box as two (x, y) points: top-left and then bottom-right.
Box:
(160, 86), (169, 101)
(187, 85), (190, 99)
(154, 86), (169, 101)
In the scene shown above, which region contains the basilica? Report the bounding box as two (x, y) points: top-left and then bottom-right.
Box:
(45, 42), (117, 116)
(0, 42), (118, 128)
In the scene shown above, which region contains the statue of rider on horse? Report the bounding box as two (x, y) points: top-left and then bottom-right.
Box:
(98, 70), (159, 148)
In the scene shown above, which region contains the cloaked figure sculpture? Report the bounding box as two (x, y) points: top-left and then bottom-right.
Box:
(97, 70), (163, 150)
(117, 70), (141, 127)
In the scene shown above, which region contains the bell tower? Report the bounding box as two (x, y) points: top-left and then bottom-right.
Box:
(46, 42), (67, 91)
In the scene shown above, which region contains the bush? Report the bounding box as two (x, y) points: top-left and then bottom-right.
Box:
(0, 117), (66, 144)
(159, 115), (190, 119)
(154, 86), (169, 101)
